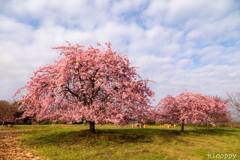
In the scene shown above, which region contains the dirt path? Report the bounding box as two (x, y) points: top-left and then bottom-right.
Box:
(0, 132), (44, 160)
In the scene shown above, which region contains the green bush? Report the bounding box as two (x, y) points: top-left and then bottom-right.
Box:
(218, 124), (230, 127)
(54, 120), (67, 124)
(41, 120), (52, 125)
(146, 119), (155, 125)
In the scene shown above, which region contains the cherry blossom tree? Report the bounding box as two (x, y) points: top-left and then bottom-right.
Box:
(205, 96), (229, 130)
(13, 41), (155, 133)
(155, 90), (224, 132)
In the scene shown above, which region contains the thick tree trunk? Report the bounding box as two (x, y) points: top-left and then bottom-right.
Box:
(181, 120), (184, 132)
(89, 121), (96, 134)
(2, 120), (5, 126)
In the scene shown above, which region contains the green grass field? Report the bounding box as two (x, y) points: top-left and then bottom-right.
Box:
(1, 124), (239, 160)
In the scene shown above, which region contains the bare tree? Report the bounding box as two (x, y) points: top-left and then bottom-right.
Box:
(0, 100), (18, 126)
(226, 91), (240, 122)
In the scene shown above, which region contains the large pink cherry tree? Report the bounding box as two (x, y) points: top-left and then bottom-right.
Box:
(155, 90), (227, 132)
(13, 41), (155, 133)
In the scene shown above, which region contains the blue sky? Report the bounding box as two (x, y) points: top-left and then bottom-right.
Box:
(0, 0), (240, 114)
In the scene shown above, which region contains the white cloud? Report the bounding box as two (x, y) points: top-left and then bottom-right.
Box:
(186, 11), (240, 44)
(111, 0), (147, 15)
(0, 15), (34, 44)
(177, 58), (195, 68)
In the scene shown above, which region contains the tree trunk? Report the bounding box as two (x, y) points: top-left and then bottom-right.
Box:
(181, 120), (184, 132)
(89, 121), (96, 134)
(207, 121), (209, 131)
(2, 120), (5, 126)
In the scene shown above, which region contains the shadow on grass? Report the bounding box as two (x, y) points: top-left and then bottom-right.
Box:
(22, 127), (239, 148)
(182, 127), (239, 136)
(26, 129), (153, 147)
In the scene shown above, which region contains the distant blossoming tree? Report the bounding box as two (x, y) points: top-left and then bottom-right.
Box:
(155, 90), (228, 132)
(0, 100), (17, 126)
(13, 41), (155, 133)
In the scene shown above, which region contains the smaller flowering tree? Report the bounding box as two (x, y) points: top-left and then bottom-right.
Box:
(155, 90), (227, 132)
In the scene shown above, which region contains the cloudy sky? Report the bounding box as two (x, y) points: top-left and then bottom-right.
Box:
(1, 0), (240, 107)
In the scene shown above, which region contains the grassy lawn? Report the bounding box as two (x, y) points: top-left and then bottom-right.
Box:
(1, 124), (239, 160)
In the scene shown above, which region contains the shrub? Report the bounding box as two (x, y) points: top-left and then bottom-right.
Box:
(54, 120), (67, 124)
(41, 120), (52, 125)
(146, 119), (155, 125)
